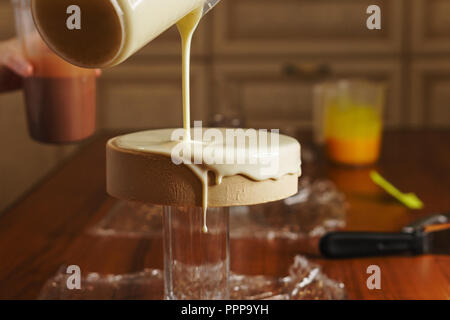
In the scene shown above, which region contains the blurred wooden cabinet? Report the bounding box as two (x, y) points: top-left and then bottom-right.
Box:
(212, 0), (403, 56)
(213, 58), (403, 129)
(409, 0), (450, 127)
(0, 91), (78, 212)
(98, 62), (208, 130)
(101, 0), (412, 131)
(411, 60), (450, 128)
(0, 1), (15, 39)
(98, 0), (450, 130)
(411, 0), (450, 53)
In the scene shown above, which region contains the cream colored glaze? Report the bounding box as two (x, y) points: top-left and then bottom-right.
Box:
(176, 5), (205, 229)
(101, 0), (205, 67)
(114, 128), (302, 232)
(113, 5), (302, 233)
(177, 6), (203, 141)
(109, 0), (205, 67)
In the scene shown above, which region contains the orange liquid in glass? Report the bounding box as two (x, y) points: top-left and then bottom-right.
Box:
(325, 103), (382, 166)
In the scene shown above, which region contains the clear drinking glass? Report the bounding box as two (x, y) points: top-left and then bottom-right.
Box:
(163, 206), (230, 300)
(12, 0), (97, 143)
(314, 79), (385, 166)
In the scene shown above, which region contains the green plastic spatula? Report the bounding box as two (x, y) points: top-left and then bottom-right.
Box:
(370, 171), (424, 210)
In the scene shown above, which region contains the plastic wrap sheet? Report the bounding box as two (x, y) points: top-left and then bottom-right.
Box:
(89, 201), (162, 237)
(230, 178), (347, 240)
(74, 178), (348, 300)
(90, 178), (347, 242)
(39, 256), (346, 300)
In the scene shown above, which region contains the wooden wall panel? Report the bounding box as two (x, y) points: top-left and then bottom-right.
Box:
(0, 1), (16, 39)
(0, 91), (79, 212)
(411, 60), (450, 127)
(213, 58), (403, 129)
(213, 0), (403, 56)
(411, 0), (450, 53)
(98, 61), (209, 130)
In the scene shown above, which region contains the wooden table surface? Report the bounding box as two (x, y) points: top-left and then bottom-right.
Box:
(0, 130), (449, 300)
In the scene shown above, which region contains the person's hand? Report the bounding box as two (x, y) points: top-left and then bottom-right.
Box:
(0, 38), (33, 93)
(0, 38), (101, 94)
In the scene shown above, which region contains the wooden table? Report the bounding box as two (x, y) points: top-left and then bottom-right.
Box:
(0, 130), (449, 300)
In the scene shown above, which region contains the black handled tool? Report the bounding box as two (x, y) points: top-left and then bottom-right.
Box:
(319, 213), (450, 258)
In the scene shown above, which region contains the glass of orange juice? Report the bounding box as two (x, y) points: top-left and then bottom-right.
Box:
(314, 80), (386, 166)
